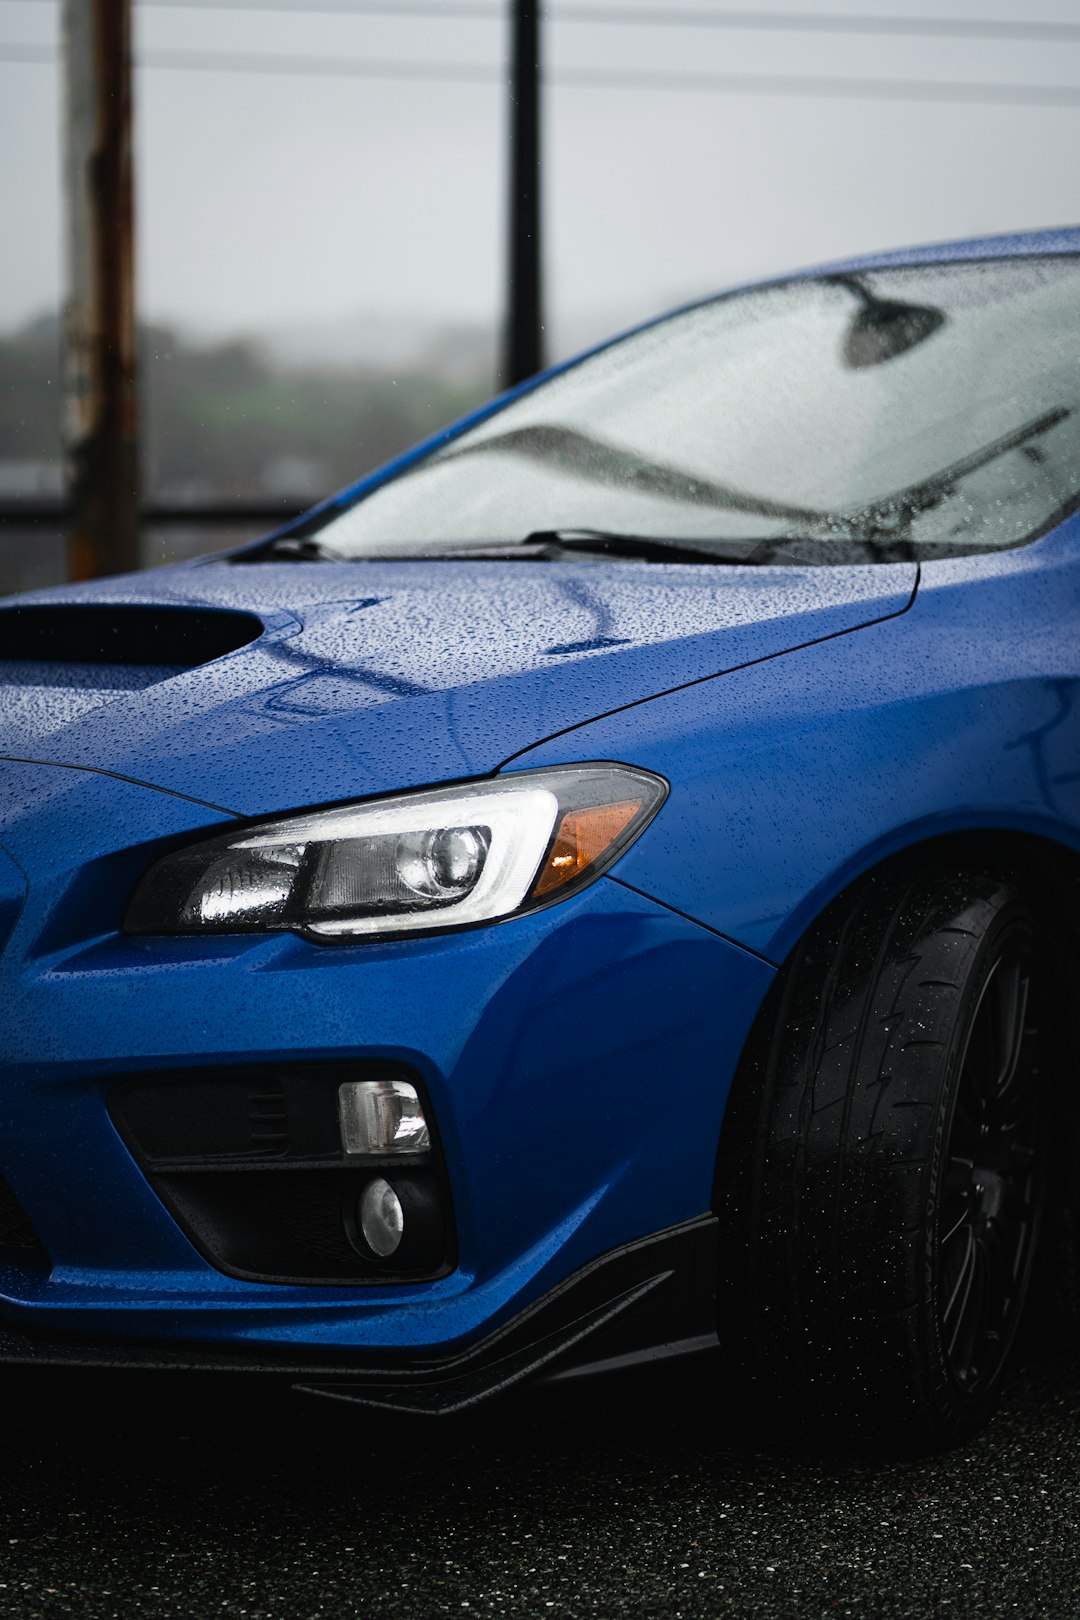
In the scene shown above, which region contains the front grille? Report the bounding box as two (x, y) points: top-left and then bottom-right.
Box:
(0, 1172), (47, 1260)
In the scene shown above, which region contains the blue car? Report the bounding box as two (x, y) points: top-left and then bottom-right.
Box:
(2, 226), (1078, 1448)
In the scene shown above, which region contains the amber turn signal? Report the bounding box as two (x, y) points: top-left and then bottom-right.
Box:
(529, 800), (641, 898)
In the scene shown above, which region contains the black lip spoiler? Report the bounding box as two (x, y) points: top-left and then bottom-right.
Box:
(0, 1217), (720, 1412)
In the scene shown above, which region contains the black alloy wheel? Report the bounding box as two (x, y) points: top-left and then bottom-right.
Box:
(939, 938), (1044, 1398)
(715, 869), (1056, 1449)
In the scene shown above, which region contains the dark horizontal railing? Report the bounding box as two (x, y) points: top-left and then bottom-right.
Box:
(0, 501), (310, 528)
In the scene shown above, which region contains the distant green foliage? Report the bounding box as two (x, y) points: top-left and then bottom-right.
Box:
(0, 315), (490, 500)
(0, 315), (65, 462)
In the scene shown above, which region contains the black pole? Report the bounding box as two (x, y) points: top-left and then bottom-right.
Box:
(503, 0), (544, 387)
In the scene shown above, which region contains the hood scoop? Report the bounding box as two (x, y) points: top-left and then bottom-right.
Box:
(0, 603), (263, 666)
(0, 603), (263, 745)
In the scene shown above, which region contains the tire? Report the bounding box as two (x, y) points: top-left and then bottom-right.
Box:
(714, 868), (1054, 1449)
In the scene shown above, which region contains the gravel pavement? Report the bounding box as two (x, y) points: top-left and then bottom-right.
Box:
(1, 1328), (1079, 1619)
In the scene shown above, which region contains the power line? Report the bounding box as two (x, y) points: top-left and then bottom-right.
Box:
(537, 5), (1080, 40)
(9, 0), (1080, 47)
(0, 41), (497, 79)
(10, 0), (499, 12)
(138, 0), (503, 16)
(4, 40), (1080, 109)
(560, 64), (1080, 106)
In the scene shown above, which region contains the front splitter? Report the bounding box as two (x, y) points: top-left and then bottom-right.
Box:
(0, 1216), (719, 1414)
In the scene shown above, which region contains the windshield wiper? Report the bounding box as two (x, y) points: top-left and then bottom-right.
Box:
(517, 530), (806, 565)
(838, 407), (1070, 540)
(241, 530), (874, 567)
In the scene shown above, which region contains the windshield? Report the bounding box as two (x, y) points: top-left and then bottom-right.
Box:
(301, 257), (1080, 564)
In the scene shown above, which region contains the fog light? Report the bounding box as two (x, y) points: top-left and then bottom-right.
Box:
(358, 1177), (404, 1259)
(338, 1079), (430, 1156)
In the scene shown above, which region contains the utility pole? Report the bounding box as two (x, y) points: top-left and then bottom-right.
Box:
(503, 0), (544, 388)
(61, 0), (140, 581)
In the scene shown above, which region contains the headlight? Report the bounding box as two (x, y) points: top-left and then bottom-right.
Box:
(125, 763), (667, 942)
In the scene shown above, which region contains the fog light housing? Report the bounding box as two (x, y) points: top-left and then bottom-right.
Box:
(358, 1177), (404, 1259)
(338, 1079), (430, 1156)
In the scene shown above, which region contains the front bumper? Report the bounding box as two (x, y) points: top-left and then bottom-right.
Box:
(0, 759), (774, 1365)
(0, 1215), (720, 1412)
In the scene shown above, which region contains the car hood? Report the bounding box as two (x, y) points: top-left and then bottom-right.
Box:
(0, 558), (916, 815)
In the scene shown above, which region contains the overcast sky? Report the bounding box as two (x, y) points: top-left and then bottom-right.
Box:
(1, 0), (1079, 360)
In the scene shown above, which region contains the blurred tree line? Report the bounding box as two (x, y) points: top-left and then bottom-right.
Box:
(0, 314), (489, 502)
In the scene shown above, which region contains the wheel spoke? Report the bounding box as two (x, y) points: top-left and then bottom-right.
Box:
(941, 1154), (974, 1246)
(997, 1041), (1039, 1133)
(983, 1218), (1018, 1305)
(941, 1200), (972, 1246)
(943, 1227), (976, 1346)
(967, 1238), (993, 1367)
(949, 1235), (993, 1382)
(963, 993), (998, 1106)
(991, 960), (1030, 1102)
(961, 955), (1032, 1112)
(991, 961), (1019, 1090)
(997, 1179), (1034, 1257)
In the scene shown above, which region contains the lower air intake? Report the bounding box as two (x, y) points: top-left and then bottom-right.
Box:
(0, 1173), (47, 1262)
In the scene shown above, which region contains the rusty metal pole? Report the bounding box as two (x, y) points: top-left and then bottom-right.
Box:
(62, 0), (140, 581)
(502, 0), (544, 388)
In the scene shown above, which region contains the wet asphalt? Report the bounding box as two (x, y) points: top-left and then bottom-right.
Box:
(1, 1328), (1079, 1620)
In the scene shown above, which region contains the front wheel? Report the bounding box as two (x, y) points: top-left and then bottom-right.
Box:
(715, 870), (1055, 1448)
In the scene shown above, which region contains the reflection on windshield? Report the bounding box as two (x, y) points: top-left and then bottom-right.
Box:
(438, 424), (828, 526)
(297, 258), (1080, 565)
(827, 273), (948, 370)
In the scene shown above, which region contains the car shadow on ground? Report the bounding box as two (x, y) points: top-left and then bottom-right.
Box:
(2, 1323), (1080, 1617)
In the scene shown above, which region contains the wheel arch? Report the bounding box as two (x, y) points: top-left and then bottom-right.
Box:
(719, 821), (1080, 1336)
(767, 820), (1080, 971)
